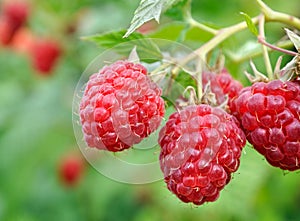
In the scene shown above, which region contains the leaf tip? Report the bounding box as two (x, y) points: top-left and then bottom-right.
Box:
(123, 31), (130, 38)
(128, 46), (140, 63)
(240, 11), (258, 36)
(285, 28), (300, 51)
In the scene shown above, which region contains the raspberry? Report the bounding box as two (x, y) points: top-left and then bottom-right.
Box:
(79, 60), (165, 152)
(158, 104), (246, 205)
(2, 1), (29, 30)
(231, 80), (300, 171)
(0, 1), (29, 45)
(0, 18), (14, 45)
(31, 39), (62, 74)
(59, 154), (85, 187)
(202, 69), (243, 107)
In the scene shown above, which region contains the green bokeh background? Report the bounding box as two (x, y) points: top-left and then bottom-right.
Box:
(0, 0), (299, 220)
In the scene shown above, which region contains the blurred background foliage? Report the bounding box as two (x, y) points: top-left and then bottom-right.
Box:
(0, 0), (299, 220)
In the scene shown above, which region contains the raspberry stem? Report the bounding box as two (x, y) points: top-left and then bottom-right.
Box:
(170, 0), (300, 104)
(257, 0), (300, 29)
(257, 38), (298, 57)
(228, 40), (294, 63)
(183, 0), (217, 35)
(174, 0), (300, 75)
(196, 56), (204, 101)
(258, 14), (273, 80)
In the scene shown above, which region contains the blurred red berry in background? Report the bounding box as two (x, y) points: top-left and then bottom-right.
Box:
(0, 0), (29, 45)
(59, 153), (85, 187)
(2, 1), (29, 29)
(0, 18), (14, 45)
(31, 39), (62, 74)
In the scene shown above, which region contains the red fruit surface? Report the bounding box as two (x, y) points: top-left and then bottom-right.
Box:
(80, 60), (165, 152)
(59, 154), (84, 186)
(0, 1), (29, 45)
(231, 80), (300, 171)
(202, 69), (243, 107)
(31, 39), (62, 74)
(0, 18), (15, 45)
(158, 104), (246, 205)
(2, 1), (29, 29)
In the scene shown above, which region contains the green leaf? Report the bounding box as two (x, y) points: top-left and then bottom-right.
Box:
(164, 0), (188, 21)
(83, 30), (162, 62)
(240, 12), (258, 36)
(174, 71), (197, 89)
(124, 0), (182, 38)
(163, 0), (183, 10)
(149, 22), (186, 40)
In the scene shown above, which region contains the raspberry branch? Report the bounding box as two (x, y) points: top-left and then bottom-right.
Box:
(258, 14), (273, 80)
(182, 0), (217, 35)
(257, 37), (298, 57)
(181, 1), (300, 64)
(172, 0), (300, 97)
(257, 0), (300, 29)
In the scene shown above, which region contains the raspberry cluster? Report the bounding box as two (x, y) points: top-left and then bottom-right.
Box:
(159, 104), (246, 205)
(80, 60), (165, 152)
(78, 57), (299, 206)
(230, 80), (300, 171)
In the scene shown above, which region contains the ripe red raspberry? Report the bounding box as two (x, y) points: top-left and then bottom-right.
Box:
(2, 1), (29, 30)
(0, 1), (29, 45)
(31, 39), (62, 74)
(158, 104), (246, 205)
(0, 18), (14, 45)
(231, 80), (300, 171)
(80, 60), (165, 152)
(202, 69), (243, 107)
(59, 154), (85, 187)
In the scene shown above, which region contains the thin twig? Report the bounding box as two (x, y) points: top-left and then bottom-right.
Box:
(258, 14), (273, 79)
